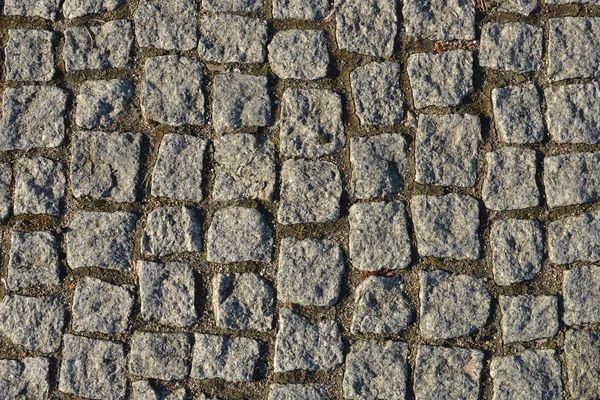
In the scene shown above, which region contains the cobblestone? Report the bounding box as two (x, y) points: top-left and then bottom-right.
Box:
(0, 357), (49, 400)
(75, 80), (134, 129)
(5, 29), (54, 82)
(14, 157), (65, 216)
(480, 23), (543, 72)
(7, 231), (60, 290)
(492, 84), (545, 144)
(132, 381), (187, 400)
(268, 384), (330, 400)
(140, 206), (203, 257)
(403, 0), (475, 41)
(272, 0), (330, 20)
(198, 15), (267, 63)
(134, 0), (197, 51)
(499, 295), (559, 343)
(4, 0), (60, 20)
(191, 334), (261, 381)
(268, 30), (329, 80)
(549, 211), (600, 264)
(0, 164), (10, 221)
(563, 265), (600, 325)
(203, 0), (264, 12)
(495, 0), (538, 14)
(62, 0), (124, 18)
(129, 332), (191, 380)
(544, 152), (600, 207)
(565, 329), (600, 399)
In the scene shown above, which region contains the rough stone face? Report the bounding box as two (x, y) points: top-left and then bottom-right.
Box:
(62, 0), (124, 18)
(336, 0), (397, 57)
(63, 20), (133, 71)
(565, 329), (600, 400)
(343, 340), (408, 400)
(4, 0), (60, 20)
(72, 277), (134, 334)
(0, 86), (67, 151)
(277, 238), (345, 306)
(278, 159), (342, 225)
(151, 133), (207, 202)
(14, 157), (65, 216)
(191, 334), (261, 381)
(274, 309), (343, 372)
(490, 350), (563, 400)
(548, 212), (600, 264)
(414, 345), (483, 400)
(134, 0), (197, 51)
(0, 357), (50, 400)
(67, 211), (137, 271)
(272, 0), (330, 20)
(349, 201), (412, 271)
(415, 113), (481, 187)
(563, 266), (600, 325)
(351, 276), (412, 335)
(71, 131), (141, 203)
(132, 381), (187, 400)
(269, 384), (329, 400)
(5, 29), (54, 82)
(480, 23), (543, 72)
(492, 84), (545, 144)
(207, 206), (273, 263)
(141, 56), (205, 126)
(500, 296), (559, 343)
(213, 134), (276, 201)
(544, 152), (600, 207)
(403, 0), (475, 41)
(202, 0), (264, 12)
(482, 147), (540, 211)
(547, 17), (600, 81)
(407, 51), (474, 109)
(494, 0), (538, 15)
(75, 80), (134, 129)
(411, 194), (481, 260)
(0, 164), (10, 221)
(7, 231), (60, 290)
(137, 261), (197, 327)
(59, 335), (127, 400)
(141, 206), (203, 257)
(129, 332), (191, 380)
(213, 273), (274, 331)
(491, 219), (543, 286)
(198, 15), (267, 63)
(268, 30), (329, 80)
(0, 294), (65, 353)
(419, 270), (491, 339)
(279, 89), (345, 158)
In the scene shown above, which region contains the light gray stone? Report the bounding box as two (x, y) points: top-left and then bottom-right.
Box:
(277, 238), (344, 306)
(0, 357), (50, 400)
(14, 157), (65, 216)
(279, 159), (342, 225)
(407, 51), (474, 109)
(141, 207), (202, 257)
(129, 332), (191, 380)
(549, 212), (600, 264)
(207, 206), (273, 263)
(268, 30), (329, 80)
(142, 56), (205, 126)
(132, 381), (187, 400)
(202, 0), (264, 12)
(198, 15), (267, 63)
(343, 340), (408, 400)
(0, 294), (65, 353)
(4, 0), (60, 20)
(411, 194), (481, 259)
(71, 131), (141, 202)
(5, 29), (54, 82)
(500, 296), (559, 343)
(63, 20), (133, 71)
(565, 329), (600, 400)
(269, 384), (329, 400)
(134, 0), (197, 51)
(480, 23), (543, 72)
(0, 164), (10, 221)
(563, 266), (600, 326)
(138, 261), (197, 327)
(403, 0), (475, 40)
(67, 211), (137, 271)
(419, 270), (491, 339)
(544, 152), (600, 208)
(492, 84), (544, 144)
(191, 334), (261, 381)
(274, 309), (343, 372)
(490, 350), (563, 400)
(7, 231), (60, 291)
(76, 80), (134, 129)
(280, 88), (345, 158)
(63, 0), (124, 18)
(272, 0), (330, 20)
(494, 0), (538, 15)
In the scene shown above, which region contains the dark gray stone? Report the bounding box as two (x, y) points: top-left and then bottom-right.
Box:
(141, 206), (203, 257)
(403, 0), (475, 40)
(500, 296), (559, 343)
(268, 30), (329, 80)
(0, 357), (50, 400)
(5, 29), (54, 82)
(564, 329), (600, 400)
(492, 84), (544, 144)
(191, 334), (261, 381)
(202, 0), (264, 12)
(544, 152), (600, 208)
(563, 266), (600, 326)
(14, 157), (65, 216)
(272, 0), (330, 20)
(62, 0), (124, 18)
(75, 80), (134, 129)
(134, 0), (197, 51)
(7, 231), (60, 290)
(548, 212), (600, 264)
(129, 332), (191, 380)
(198, 15), (267, 63)
(132, 381), (187, 400)
(480, 23), (543, 72)
(4, 0), (60, 20)
(0, 164), (10, 220)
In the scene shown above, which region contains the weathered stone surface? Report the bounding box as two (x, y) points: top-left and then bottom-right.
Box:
(351, 276), (412, 335)
(191, 334), (261, 381)
(141, 56), (205, 126)
(137, 261), (197, 327)
(0, 86), (67, 151)
(274, 309), (343, 372)
(134, 0), (197, 51)
(544, 152), (600, 207)
(7, 231), (60, 290)
(0, 357), (50, 400)
(268, 30), (329, 80)
(494, 0), (538, 15)
(336, 0), (397, 57)
(151, 133), (207, 202)
(4, 0), (60, 20)
(414, 345), (483, 400)
(407, 51), (474, 109)
(207, 206), (273, 263)
(279, 89), (345, 158)
(480, 23), (543, 72)
(71, 131), (141, 202)
(5, 29), (54, 82)
(482, 147), (540, 211)
(277, 238), (344, 306)
(548, 212), (600, 264)
(411, 194), (481, 259)
(14, 157), (65, 216)
(198, 15), (267, 63)
(279, 159), (342, 224)
(269, 384), (329, 400)
(76, 80), (134, 129)
(490, 350), (563, 400)
(565, 329), (600, 400)
(0, 164), (10, 221)
(403, 0), (475, 40)
(202, 0), (264, 12)
(63, 20), (133, 71)
(563, 266), (600, 325)
(343, 340), (408, 400)
(67, 211), (137, 271)
(72, 277), (134, 334)
(129, 332), (191, 380)
(141, 206), (202, 257)
(500, 296), (559, 343)
(492, 84), (544, 144)
(132, 381), (187, 400)
(0, 294), (65, 353)
(419, 270), (491, 339)
(415, 113), (481, 187)
(272, 0), (330, 20)
(63, 0), (124, 18)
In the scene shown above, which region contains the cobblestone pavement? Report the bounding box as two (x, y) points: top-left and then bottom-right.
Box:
(1, 0), (600, 399)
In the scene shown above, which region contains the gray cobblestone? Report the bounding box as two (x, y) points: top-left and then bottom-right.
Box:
(0, 357), (50, 400)
(500, 295), (559, 343)
(492, 84), (545, 144)
(272, 0), (330, 20)
(403, 0), (475, 40)
(5, 29), (54, 82)
(563, 266), (600, 326)
(141, 206), (203, 257)
(4, 0), (60, 20)
(14, 157), (65, 216)
(544, 152), (600, 207)
(0, 164), (10, 221)
(268, 30), (329, 80)
(549, 212), (600, 264)
(202, 0), (264, 12)
(62, 0), (124, 18)
(495, 0), (538, 14)
(134, 0), (197, 51)
(129, 332), (191, 380)
(191, 334), (261, 381)
(480, 23), (543, 72)
(198, 15), (267, 63)
(565, 329), (600, 399)
(7, 231), (60, 290)
(75, 80), (134, 129)
(132, 381), (187, 400)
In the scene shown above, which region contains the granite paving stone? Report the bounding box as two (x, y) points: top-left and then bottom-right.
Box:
(140, 206), (203, 257)
(500, 295), (559, 343)
(132, 381), (187, 400)
(191, 334), (261, 381)
(480, 22), (543, 72)
(548, 211), (600, 264)
(0, 164), (10, 221)
(134, 0), (197, 51)
(494, 0), (538, 14)
(129, 332), (191, 381)
(5, 29), (54, 82)
(492, 84), (545, 144)
(75, 80), (134, 129)
(4, 0), (60, 20)
(7, 231), (60, 290)
(0, 357), (50, 400)
(544, 152), (600, 208)
(564, 329), (600, 399)
(563, 266), (600, 326)
(268, 30), (329, 80)
(403, 0), (476, 41)
(62, 0), (124, 18)
(202, 0), (264, 12)
(272, 0), (330, 20)
(14, 157), (65, 216)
